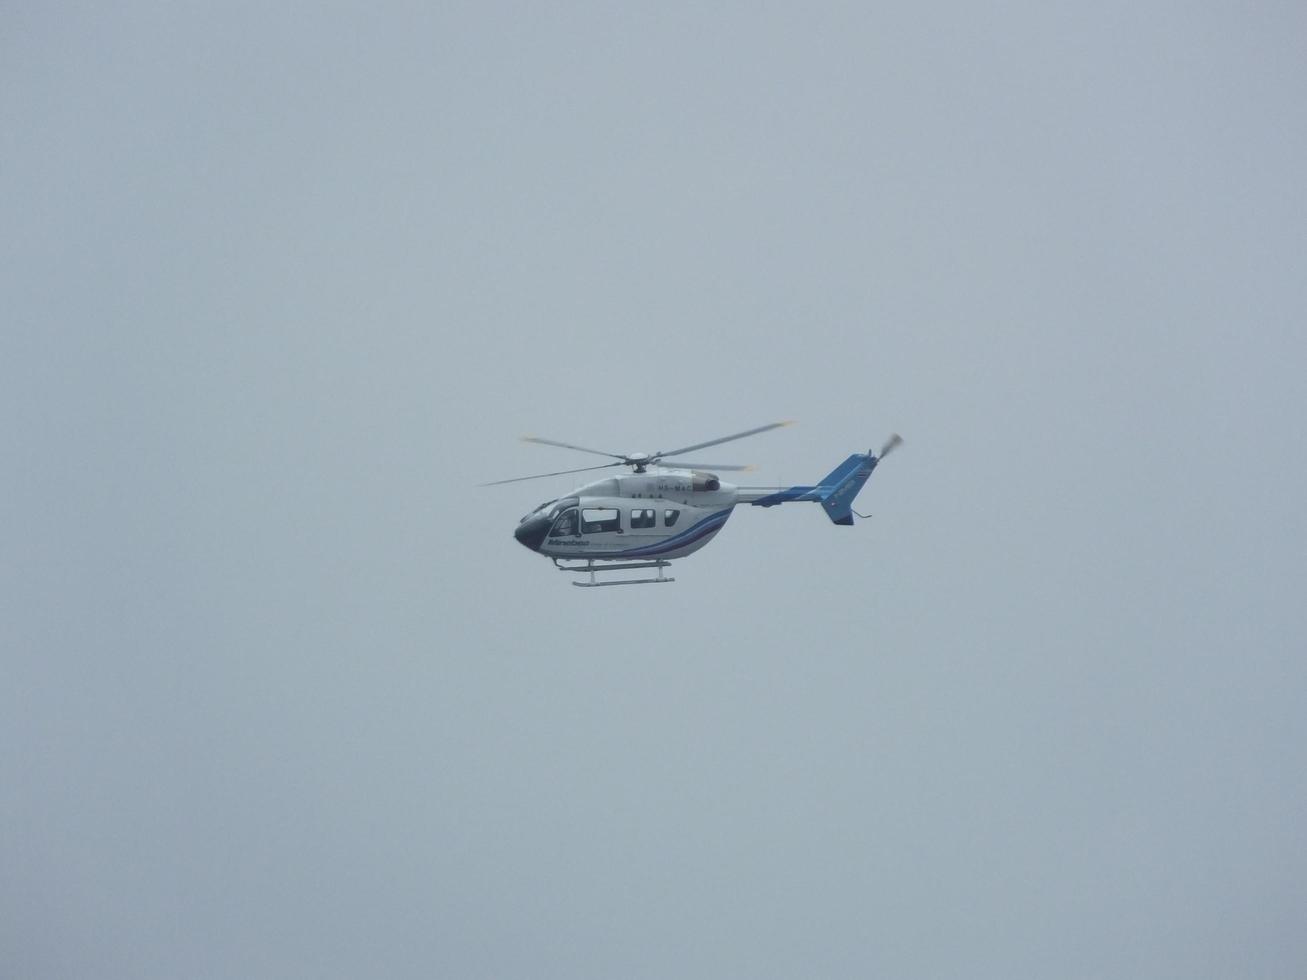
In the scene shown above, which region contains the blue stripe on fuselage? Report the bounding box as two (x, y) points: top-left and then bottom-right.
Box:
(609, 509), (731, 558)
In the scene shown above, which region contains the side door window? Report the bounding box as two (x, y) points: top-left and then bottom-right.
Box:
(664, 509), (680, 527)
(581, 507), (620, 534)
(630, 508), (656, 529)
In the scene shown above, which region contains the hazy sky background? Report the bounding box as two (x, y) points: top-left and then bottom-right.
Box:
(4, 3), (1305, 977)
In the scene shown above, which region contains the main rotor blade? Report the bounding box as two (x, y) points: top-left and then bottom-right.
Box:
(655, 420), (794, 459)
(521, 435), (626, 460)
(479, 462), (622, 487)
(655, 461), (756, 472)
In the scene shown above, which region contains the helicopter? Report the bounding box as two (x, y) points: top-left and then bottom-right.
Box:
(484, 421), (901, 587)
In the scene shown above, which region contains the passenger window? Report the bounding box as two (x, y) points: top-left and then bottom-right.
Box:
(630, 508), (655, 529)
(549, 508), (578, 537)
(664, 509), (680, 527)
(581, 507), (620, 534)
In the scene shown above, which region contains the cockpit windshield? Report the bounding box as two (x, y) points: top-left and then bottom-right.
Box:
(521, 496), (579, 524)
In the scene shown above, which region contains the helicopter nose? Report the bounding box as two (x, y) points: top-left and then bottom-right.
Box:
(514, 514), (550, 552)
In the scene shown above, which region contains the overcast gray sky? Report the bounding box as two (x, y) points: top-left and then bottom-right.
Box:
(4, 3), (1306, 978)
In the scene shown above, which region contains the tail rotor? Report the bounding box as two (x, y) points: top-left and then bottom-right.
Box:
(877, 434), (903, 460)
(851, 434), (902, 519)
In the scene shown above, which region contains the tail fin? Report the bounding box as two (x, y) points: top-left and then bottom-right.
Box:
(816, 435), (902, 524)
(815, 454), (877, 525)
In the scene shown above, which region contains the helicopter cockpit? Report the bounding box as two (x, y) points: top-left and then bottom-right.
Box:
(549, 508), (578, 536)
(514, 497), (580, 552)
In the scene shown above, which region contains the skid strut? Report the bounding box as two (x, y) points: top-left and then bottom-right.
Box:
(555, 558), (675, 588)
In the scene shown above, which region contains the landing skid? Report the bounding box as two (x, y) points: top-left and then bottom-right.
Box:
(554, 558), (675, 588)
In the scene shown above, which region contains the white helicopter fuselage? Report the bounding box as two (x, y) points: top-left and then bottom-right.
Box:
(515, 470), (754, 562)
(504, 433), (900, 585)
